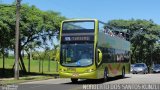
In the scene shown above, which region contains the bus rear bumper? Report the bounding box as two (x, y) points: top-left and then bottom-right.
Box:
(59, 71), (97, 79)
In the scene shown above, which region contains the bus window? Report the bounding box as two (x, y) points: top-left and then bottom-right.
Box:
(60, 44), (94, 67)
(63, 21), (94, 30)
(99, 22), (104, 32)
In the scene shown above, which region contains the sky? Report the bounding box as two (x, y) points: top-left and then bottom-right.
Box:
(2, 0), (160, 24)
(1, 0), (160, 52)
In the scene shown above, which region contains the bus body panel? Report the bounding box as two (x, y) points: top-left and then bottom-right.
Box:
(59, 63), (100, 79)
(96, 31), (130, 77)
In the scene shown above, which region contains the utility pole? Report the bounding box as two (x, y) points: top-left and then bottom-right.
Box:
(15, 0), (21, 80)
(28, 48), (31, 73)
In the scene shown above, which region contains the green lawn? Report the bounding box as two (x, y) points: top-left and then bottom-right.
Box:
(0, 58), (59, 84)
(0, 58), (58, 74)
(0, 58), (58, 86)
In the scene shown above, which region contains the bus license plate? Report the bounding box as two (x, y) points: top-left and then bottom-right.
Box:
(67, 68), (76, 72)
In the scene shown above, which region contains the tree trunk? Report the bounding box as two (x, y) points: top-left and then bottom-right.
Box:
(36, 52), (41, 72)
(2, 49), (5, 75)
(19, 47), (27, 73)
(48, 56), (50, 72)
(42, 58), (43, 74)
(27, 52), (31, 73)
(131, 45), (137, 63)
(2, 50), (5, 69)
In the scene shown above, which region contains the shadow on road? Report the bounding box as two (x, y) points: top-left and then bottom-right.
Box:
(0, 68), (59, 78)
(62, 76), (130, 84)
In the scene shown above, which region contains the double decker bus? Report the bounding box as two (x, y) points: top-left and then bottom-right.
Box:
(58, 19), (130, 83)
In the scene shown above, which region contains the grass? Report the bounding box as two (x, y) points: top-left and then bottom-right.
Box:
(0, 58), (59, 84)
(0, 58), (58, 74)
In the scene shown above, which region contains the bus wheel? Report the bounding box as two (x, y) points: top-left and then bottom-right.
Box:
(103, 68), (108, 82)
(121, 67), (125, 78)
(71, 78), (78, 83)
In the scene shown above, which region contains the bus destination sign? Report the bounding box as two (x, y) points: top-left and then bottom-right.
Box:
(62, 36), (94, 42)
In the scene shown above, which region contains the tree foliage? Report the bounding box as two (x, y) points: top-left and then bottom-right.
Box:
(0, 4), (66, 72)
(107, 19), (160, 66)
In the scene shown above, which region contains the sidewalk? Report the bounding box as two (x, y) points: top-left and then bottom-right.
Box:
(0, 75), (57, 85)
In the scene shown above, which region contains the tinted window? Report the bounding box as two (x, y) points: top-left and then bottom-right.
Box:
(134, 64), (145, 67)
(60, 44), (94, 67)
(63, 21), (94, 30)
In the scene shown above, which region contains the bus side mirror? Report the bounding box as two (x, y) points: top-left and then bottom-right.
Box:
(98, 49), (102, 65)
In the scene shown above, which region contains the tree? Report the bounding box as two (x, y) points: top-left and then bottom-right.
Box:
(0, 4), (15, 72)
(107, 19), (160, 66)
(0, 4), (66, 73)
(19, 5), (65, 72)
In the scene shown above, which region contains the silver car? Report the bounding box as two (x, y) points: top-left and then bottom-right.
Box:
(132, 63), (148, 74)
(130, 64), (135, 73)
(152, 64), (160, 73)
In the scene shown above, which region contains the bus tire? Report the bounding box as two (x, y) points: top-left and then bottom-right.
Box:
(121, 67), (125, 78)
(103, 68), (108, 82)
(71, 78), (78, 83)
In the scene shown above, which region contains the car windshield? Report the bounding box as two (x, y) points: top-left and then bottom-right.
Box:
(154, 64), (160, 68)
(134, 64), (145, 67)
(131, 64), (135, 67)
(60, 43), (94, 67)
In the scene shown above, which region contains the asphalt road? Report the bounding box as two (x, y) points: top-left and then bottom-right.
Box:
(1, 74), (160, 90)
